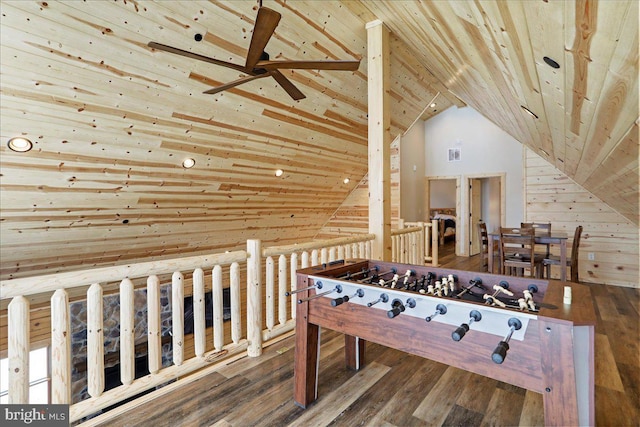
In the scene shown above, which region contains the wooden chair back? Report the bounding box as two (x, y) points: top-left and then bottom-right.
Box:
(499, 227), (539, 277)
(521, 222), (551, 256)
(521, 222), (551, 234)
(570, 225), (583, 282)
(478, 221), (489, 271)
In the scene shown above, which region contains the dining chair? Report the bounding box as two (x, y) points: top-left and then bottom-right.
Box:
(543, 225), (583, 282)
(499, 227), (544, 278)
(478, 221), (498, 272)
(521, 222), (552, 257)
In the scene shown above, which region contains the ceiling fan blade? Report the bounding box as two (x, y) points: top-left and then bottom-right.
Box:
(271, 70), (305, 100)
(257, 60), (361, 71)
(245, 7), (281, 70)
(148, 41), (247, 73)
(202, 73), (272, 95)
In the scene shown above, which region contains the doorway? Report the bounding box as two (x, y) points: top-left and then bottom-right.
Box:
(467, 174), (505, 256)
(424, 176), (461, 255)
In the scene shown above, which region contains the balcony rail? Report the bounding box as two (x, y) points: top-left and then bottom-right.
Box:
(0, 229), (437, 424)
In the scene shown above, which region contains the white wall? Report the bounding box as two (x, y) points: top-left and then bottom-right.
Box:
(430, 180), (457, 209)
(424, 106), (524, 254)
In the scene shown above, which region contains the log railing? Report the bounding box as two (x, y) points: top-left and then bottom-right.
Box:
(0, 230), (428, 424)
(398, 219), (439, 266)
(2, 250), (250, 422)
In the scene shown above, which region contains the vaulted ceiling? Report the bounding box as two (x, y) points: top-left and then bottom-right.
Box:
(1, 0), (637, 280)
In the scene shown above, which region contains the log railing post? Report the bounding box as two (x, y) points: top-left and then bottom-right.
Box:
(290, 253), (298, 319)
(431, 219), (439, 266)
(8, 296), (29, 403)
(230, 262), (241, 344)
(193, 268), (206, 358)
(87, 284), (104, 398)
(172, 272), (184, 366)
(247, 239), (262, 357)
(51, 289), (71, 404)
(212, 265), (224, 352)
(278, 255), (287, 326)
(120, 279), (135, 385)
(147, 275), (161, 375)
(266, 256), (275, 330)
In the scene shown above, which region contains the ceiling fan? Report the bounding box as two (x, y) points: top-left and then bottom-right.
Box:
(148, 1), (360, 100)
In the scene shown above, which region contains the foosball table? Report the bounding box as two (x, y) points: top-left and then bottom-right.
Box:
(292, 259), (595, 426)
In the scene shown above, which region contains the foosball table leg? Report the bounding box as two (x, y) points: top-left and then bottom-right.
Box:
(293, 317), (321, 408)
(345, 335), (365, 370)
(538, 319), (595, 426)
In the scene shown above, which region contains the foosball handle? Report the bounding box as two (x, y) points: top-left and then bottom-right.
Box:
(491, 317), (522, 364)
(491, 341), (509, 364)
(331, 295), (349, 307)
(452, 310), (482, 341)
(452, 323), (470, 341)
(387, 299), (406, 318)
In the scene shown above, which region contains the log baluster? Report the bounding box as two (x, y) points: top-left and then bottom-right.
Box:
(212, 265), (224, 352)
(119, 279), (135, 385)
(290, 253), (298, 319)
(8, 296), (29, 403)
(278, 255), (287, 326)
(147, 275), (161, 374)
(266, 256), (275, 330)
(87, 284), (104, 397)
(172, 272), (184, 366)
(51, 289), (71, 403)
(193, 268), (206, 358)
(230, 262), (241, 344)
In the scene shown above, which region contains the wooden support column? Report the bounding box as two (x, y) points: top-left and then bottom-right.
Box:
(367, 19), (392, 261)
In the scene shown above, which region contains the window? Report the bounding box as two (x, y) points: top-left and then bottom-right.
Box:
(0, 346), (50, 404)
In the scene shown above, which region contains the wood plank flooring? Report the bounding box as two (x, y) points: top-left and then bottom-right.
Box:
(90, 242), (640, 426)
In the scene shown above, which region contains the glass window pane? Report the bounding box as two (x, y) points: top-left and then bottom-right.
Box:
(0, 357), (8, 394)
(29, 347), (48, 382)
(29, 381), (48, 404)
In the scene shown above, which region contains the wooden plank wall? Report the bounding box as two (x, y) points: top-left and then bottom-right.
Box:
(0, 1), (451, 281)
(525, 148), (638, 288)
(316, 138), (400, 238)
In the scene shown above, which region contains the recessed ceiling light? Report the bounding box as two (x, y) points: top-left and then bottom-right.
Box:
(275, 169), (284, 177)
(430, 103), (437, 108)
(7, 137), (33, 152)
(182, 158), (195, 168)
(543, 56), (560, 69)
(520, 105), (539, 119)
(343, 178), (350, 184)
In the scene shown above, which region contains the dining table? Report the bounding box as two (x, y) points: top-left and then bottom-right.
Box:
(488, 229), (569, 281)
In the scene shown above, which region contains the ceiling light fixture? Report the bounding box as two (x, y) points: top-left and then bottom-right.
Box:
(182, 158), (195, 168)
(520, 105), (539, 119)
(343, 178), (350, 184)
(7, 137), (33, 152)
(275, 169), (284, 177)
(543, 56), (560, 69)
(430, 103), (437, 108)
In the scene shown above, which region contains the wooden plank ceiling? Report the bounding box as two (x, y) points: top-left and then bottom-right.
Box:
(0, 0), (637, 280)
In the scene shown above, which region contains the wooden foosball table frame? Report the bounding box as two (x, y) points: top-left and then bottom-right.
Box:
(293, 259), (595, 426)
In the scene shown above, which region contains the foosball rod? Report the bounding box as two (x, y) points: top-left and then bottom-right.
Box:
(491, 317), (522, 364)
(285, 282), (322, 297)
(337, 267), (375, 281)
(359, 267), (397, 283)
(331, 288), (364, 307)
(298, 284), (343, 304)
(455, 278), (484, 299)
